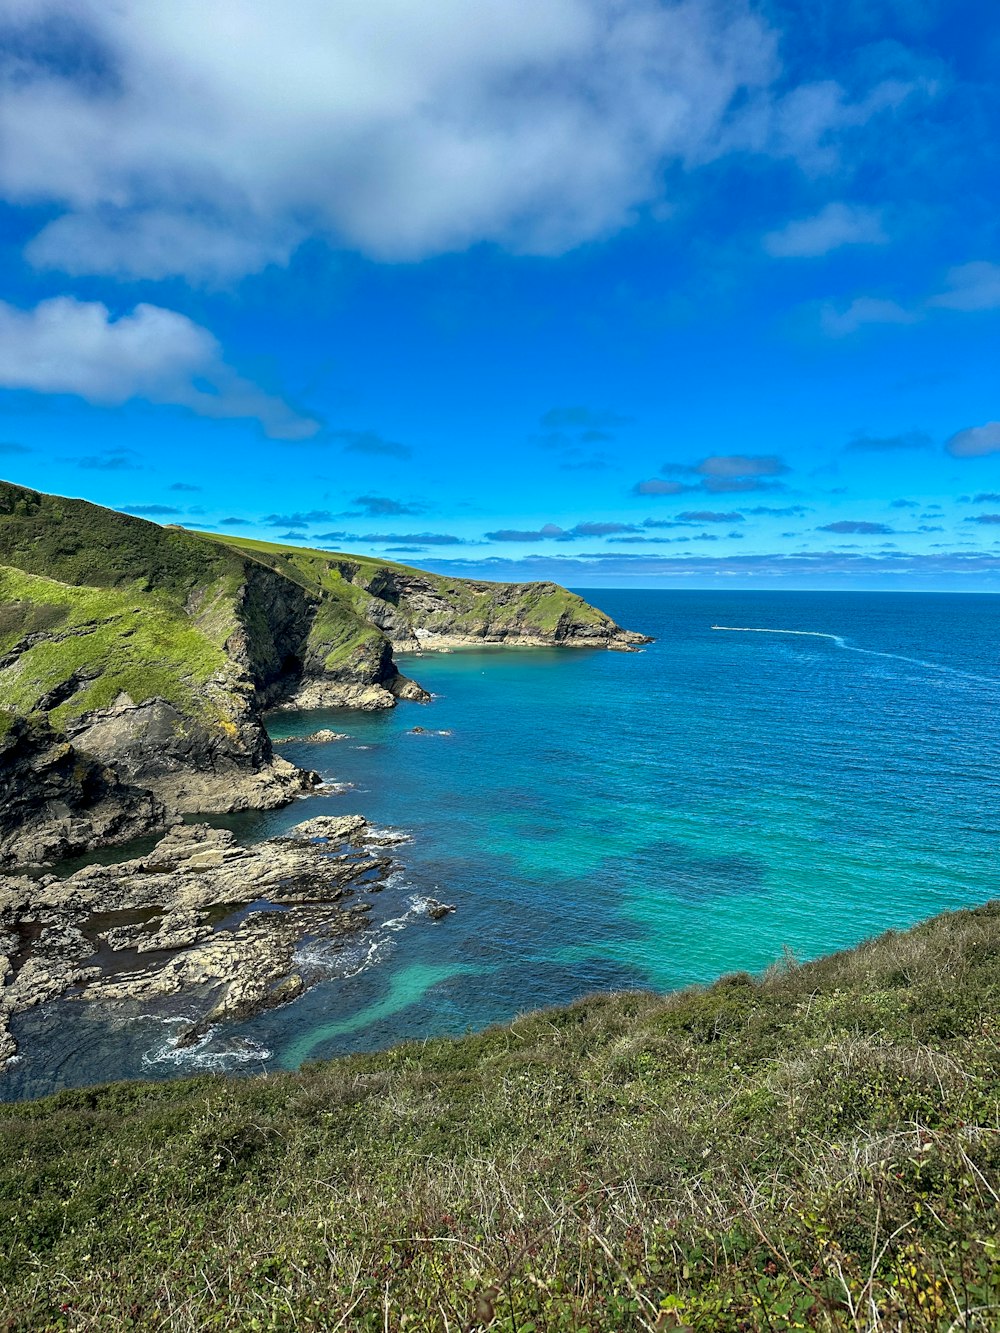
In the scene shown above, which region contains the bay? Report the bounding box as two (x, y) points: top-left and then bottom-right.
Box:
(6, 589), (1000, 1099)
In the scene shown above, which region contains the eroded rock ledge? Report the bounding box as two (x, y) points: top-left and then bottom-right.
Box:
(0, 814), (427, 1071)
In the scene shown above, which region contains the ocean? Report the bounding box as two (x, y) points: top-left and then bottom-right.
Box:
(5, 589), (1000, 1099)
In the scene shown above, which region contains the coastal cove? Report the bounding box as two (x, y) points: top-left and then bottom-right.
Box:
(4, 587), (1000, 1101)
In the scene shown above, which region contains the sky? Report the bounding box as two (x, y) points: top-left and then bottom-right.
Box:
(0, 0), (998, 590)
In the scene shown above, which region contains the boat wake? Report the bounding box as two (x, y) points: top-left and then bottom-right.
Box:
(711, 625), (999, 687)
(712, 626), (846, 646)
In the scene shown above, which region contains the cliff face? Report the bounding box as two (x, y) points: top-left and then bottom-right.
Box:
(0, 714), (165, 867)
(0, 481), (648, 865)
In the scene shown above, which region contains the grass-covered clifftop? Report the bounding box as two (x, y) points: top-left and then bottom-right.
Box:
(1, 901), (998, 1329)
(0, 480), (643, 863)
(203, 530), (639, 652)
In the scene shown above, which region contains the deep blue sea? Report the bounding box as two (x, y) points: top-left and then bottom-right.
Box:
(6, 590), (1000, 1099)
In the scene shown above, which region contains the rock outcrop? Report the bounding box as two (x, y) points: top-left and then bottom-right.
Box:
(0, 814), (408, 1068)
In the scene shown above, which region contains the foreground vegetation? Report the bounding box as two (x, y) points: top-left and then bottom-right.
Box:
(2, 903), (999, 1330)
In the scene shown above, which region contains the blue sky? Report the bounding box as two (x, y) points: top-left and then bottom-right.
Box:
(1, 0), (998, 588)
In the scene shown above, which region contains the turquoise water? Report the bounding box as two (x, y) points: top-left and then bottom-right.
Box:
(6, 590), (1000, 1098)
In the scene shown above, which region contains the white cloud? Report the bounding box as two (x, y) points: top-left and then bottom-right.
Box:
(0, 0), (923, 277)
(763, 202), (887, 258)
(820, 296), (917, 337)
(0, 297), (319, 438)
(946, 422), (1000, 459)
(928, 262), (1000, 313)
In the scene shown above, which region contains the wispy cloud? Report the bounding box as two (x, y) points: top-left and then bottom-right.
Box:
(821, 298), (916, 337)
(845, 431), (930, 452)
(928, 262), (1000, 313)
(763, 202), (886, 258)
(639, 454), (788, 497)
(261, 510), (334, 527)
(633, 478), (693, 497)
(819, 520), (895, 534)
(349, 495), (425, 518)
(539, 407), (632, 431)
(485, 521), (637, 542)
(335, 430), (412, 460)
(317, 531), (465, 545)
(76, 449), (141, 471)
(820, 261), (1000, 339)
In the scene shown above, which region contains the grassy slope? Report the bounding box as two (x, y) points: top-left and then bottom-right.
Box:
(0, 566), (234, 732)
(0, 483), (240, 605)
(2, 903), (998, 1331)
(0, 483), (248, 731)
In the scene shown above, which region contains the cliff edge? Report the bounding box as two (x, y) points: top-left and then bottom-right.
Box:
(0, 481), (648, 865)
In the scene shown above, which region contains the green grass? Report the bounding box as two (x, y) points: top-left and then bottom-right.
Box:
(0, 483), (240, 606)
(0, 566), (233, 730)
(2, 902), (999, 1330)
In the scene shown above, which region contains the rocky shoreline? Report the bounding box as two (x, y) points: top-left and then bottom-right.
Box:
(0, 813), (451, 1073)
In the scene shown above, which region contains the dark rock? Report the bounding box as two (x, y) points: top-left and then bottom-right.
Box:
(0, 714), (167, 869)
(425, 899), (456, 921)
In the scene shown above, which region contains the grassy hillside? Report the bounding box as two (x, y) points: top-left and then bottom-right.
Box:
(0, 565), (235, 733)
(0, 482), (635, 737)
(0, 482), (241, 606)
(2, 902), (998, 1330)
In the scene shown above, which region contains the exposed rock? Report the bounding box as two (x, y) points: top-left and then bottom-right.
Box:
(275, 679), (397, 711)
(425, 899), (456, 921)
(0, 714), (168, 869)
(0, 813), (404, 1071)
(277, 729), (350, 744)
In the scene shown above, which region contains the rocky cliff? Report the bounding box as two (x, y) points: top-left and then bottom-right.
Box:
(0, 481), (648, 866)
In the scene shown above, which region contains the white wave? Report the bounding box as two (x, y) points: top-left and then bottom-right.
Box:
(364, 826), (412, 846)
(291, 891), (434, 981)
(293, 931), (393, 980)
(141, 1020), (271, 1071)
(711, 624), (999, 687)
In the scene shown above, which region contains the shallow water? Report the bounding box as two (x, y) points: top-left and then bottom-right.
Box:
(6, 589), (1000, 1099)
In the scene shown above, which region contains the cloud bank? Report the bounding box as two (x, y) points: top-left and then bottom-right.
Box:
(1, 0), (920, 277)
